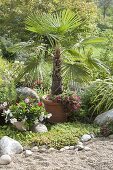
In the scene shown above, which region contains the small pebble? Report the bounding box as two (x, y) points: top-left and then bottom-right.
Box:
(108, 134), (113, 139)
(77, 142), (83, 146)
(0, 155), (12, 165)
(60, 148), (65, 152)
(38, 148), (47, 153)
(75, 148), (79, 152)
(23, 146), (31, 151)
(76, 145), (84, 151)
(24, 150), (33, 157)
(90, 133), (95, 138)
(69, 146), (75, 150)
(84, 146), (91, 151)
(64, 146), (70, 150)
(49, 148), (56, 151)
(31, 146), (39, 152)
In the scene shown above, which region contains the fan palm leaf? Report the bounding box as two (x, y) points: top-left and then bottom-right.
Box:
(62, 57), (91, 83)
(15, 51), (49, 84)
(26, 9), (83, 46)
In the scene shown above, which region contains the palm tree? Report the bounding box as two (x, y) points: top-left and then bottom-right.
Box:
(25, 9), (87, 95)
(24, 9), (108, 95)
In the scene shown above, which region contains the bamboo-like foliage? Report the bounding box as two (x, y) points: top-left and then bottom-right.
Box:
(82, 78), (113, 119)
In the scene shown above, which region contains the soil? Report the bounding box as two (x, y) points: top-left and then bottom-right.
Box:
(1, 137), (113, 170)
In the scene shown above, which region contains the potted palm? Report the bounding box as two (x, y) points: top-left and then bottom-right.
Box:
(25, 9), (107, 123)
(25, 10), (85, 122)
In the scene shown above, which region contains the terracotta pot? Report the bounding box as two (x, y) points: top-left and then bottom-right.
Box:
(42, 96), (67, 123)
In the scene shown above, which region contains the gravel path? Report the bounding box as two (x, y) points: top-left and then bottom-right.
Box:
(1, 138), (113, 170)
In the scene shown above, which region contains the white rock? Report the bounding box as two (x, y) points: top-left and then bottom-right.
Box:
(81, 134), (91, 142)
(31, 146), (39, 152)
(0, 155), (11, 165)
(75, 148), (79, 151)
(38, 148), (47, 153)
(76, 145), (84, 151)
(77, 141), (83, 146)
(49, 147), (56, 151)
(60, 148), (65, 152)
(94, 109), (113, 125)
(24, 150), (33, 157)
(23, 146), (31, 151)
(90, 133), (95, 138)
(0, 136), (23, 155)
(109, 134), (113, 139)
(84, 146), (91, 151)
(13, 121), (26, 131)
(64, 146), (70, 150)
(69, 146), (75, 150)
(33, 123), (48, 133)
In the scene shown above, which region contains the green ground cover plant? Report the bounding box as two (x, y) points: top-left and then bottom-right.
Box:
(0, 122), (99, 149)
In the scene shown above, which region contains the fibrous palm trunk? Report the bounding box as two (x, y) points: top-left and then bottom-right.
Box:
(51, 46), (63, 95)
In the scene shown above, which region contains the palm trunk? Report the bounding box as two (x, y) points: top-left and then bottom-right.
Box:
(51, 46), (63, 95)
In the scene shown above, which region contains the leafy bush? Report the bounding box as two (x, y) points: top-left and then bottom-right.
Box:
(0, 82), (17, 104)
(6, 98), (47, 130)
(0, 37), (17, 61)
(100, 119), (113, 137)
(80, 78), (113, 121)
(0, 57), (12, 84)
(0, 57), (19, 104)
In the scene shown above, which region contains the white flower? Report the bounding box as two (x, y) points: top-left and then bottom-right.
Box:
(3, 102), (8, 107)
(39, 114), (45, 122)
(34, 119), (39, 124)
(10, 118), (17, 124)
(46, 113), (52, 119)
(4, 109), (11, 115)
(20, 61), (24, 64)
(14, 60), (19, 64)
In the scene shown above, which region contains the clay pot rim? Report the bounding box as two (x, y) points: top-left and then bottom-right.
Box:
(42, 95), (61, 106)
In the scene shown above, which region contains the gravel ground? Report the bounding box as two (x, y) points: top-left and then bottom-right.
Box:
(1, 138), (113, 170)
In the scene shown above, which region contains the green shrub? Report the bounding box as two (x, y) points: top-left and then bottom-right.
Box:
(80, 78), (113, 121)
(0, 57), (19, 104)
(0, 82), (17, 104)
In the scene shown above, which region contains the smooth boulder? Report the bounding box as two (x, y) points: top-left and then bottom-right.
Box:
(0, 136), (23, 155)
(16, 87), (39, 100)
(94, 109), (113, 125)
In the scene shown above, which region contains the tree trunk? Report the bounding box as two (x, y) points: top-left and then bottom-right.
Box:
(51, 46), (63, 95)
